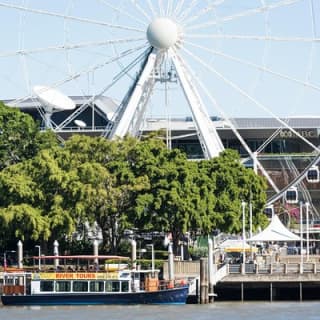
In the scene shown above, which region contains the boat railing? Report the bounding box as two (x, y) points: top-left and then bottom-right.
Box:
(2, 285), (25, 295)
(141, 279), (187, 292)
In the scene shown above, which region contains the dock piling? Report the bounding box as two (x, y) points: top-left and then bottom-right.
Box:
(200, 257), (208, 304)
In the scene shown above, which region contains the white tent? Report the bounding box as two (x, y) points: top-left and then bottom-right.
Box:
(248, 215), (301, 242)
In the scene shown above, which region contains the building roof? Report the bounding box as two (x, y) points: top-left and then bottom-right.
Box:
(231, 117), (320, 129)
(3, 96), (118, 120)
(3, 96), (320, 129)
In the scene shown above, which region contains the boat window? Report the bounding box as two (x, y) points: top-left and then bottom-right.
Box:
(120, 272), (130, 278)
(90, 281), (104, 292)
(4, 277), (15, 285)
(40, 281), (54, 292)
(56, 281), (71, 292)
(73, 281), (88, 292)
(112, 281), (120, 292)
(105, 281), (120, 292)
(133, 273), (140, 281)
(121, 281), (129, 292)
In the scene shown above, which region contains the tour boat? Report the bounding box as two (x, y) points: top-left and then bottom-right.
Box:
(1, 255), (188, 306)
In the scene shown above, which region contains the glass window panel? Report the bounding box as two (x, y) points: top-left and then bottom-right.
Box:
(121, 281), (129, 292)
(73, 281), (88, 292)
(112, 281), (120, 292)
(40, 281), (54, 292)
(56, 281), (71, 292)
(90, 281), (104, 292)
(105, 281), (112, 292)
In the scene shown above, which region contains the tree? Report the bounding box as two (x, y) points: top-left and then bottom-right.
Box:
(64, 135), (150, 253)
(0, 129), (268, 255)
(0, 148), (78, 249)
(129, 144), (268, 252)
(199, 149), (268, 234)
(127, 137), (214, 252)
(0, 101), (59, 170)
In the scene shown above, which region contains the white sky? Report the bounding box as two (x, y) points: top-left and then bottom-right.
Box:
(1, 0), (320, 119)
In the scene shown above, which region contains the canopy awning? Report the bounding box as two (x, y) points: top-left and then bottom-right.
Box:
(219, 239), (258, 252)
(248, 215), (301, 242)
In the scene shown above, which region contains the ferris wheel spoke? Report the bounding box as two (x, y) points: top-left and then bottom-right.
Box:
(186, 34), (320, 43)
(56, 47), (151, 131)
(0, 1), (144, 33)
(0, 38), (146, 58)
(166, 0), (173, 16)
(176, 49), (280, 192)
(63, 0), (73, 76)
(186, 0), (302, 31)
(306, 0), (317, 82)
(176, 0), (198, 21)
(18, 0), (29, 92)
(10, 43), (147, 107)
(173, 0), (186, 18)
(146, 0), (157, 18)
(181, 46), (320, 154)
(96, 0), (147, 26)
(157, 0), (165, 16)
(130, 0), (152, 22)
(181, 0), (225, 26)
(184, 40), (320, 92)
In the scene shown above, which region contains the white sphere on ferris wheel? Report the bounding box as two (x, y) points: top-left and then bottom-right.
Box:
(146, 18), (179, 49)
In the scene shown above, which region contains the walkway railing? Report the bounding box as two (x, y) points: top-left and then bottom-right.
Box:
(213, 264), (228, 284)
(222, 262), (320, 277)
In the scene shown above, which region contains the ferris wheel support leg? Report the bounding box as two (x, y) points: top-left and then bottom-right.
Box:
(169, 48), (224, 159)
(44, 111), (53, 129)
(109, 49), (158, 139)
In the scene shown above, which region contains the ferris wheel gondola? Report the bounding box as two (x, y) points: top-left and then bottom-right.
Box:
(285, 187), (299, 205)
(263, 205), (274, 219)
(306, 165), (319, 183)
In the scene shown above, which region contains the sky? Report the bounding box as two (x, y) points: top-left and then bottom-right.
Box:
(1, 0), (320, 119)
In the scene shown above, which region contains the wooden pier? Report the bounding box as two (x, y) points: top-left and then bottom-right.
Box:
(214, 261), (320, 301)
(164, 257), (320, 302)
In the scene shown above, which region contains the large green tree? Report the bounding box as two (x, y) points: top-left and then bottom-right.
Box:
(0, 148), (78, 250)
(127, 137), (216, 251)
(0, 101), (59, 170)
(128, 142), (268, 252)
(199, 149), (268, 234)
(61, 135), (150, 253)
(0, 127), (268, 254)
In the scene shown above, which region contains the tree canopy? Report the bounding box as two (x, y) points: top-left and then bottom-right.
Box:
(0, 103), (268, 254)
(0, 101), (59, 170)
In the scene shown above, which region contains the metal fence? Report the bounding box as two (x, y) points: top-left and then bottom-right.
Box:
(224, 262), (319, 275)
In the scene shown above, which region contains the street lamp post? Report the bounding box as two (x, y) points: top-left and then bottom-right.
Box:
(3, 250), (16, 271)
(249, 201), (253, 260)
(300, 201), (303, 273)
(241, 201), (246, 273)
(146, 244), (155, 274)
(35, 245), (41, 271)
(306, 202), (310, 261)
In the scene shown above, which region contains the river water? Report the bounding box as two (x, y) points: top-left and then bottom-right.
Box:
(0, 302), (319, 320)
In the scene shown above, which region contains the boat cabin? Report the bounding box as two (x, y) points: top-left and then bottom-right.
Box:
(2, 255), (162, 297)
(1, 254), (189, 305)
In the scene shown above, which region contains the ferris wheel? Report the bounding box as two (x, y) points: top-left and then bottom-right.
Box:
(1, 0), (320, 214)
